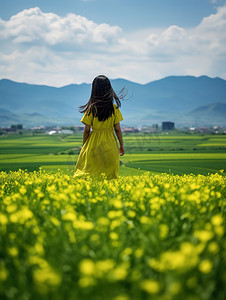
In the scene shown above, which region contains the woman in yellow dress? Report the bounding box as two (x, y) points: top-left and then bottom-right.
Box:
(74, 75), (125, 180)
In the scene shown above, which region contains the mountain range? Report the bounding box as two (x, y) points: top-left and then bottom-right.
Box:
(0, 75), (226, 128)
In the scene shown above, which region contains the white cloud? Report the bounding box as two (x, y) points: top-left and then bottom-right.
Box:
(144, 6), (226, 71)
(0, 7), (122, 48)
(210, 0), (226, 4)
(0, 6), (226, 86)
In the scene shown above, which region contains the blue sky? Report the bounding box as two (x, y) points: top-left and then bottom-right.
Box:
(0, 0), (217, 29)
(0, 0), (226, 86)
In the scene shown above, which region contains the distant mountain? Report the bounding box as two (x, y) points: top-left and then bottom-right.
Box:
(0, 76), (226, 127)
(0, 108), (20, 124)
(185, 103), (226, 126)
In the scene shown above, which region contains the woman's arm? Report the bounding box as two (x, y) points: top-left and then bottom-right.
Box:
(114, 123), (125, 156)
(83, 124), (91, 145)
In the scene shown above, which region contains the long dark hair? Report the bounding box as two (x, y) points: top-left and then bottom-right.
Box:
(79, 75), (123, 122)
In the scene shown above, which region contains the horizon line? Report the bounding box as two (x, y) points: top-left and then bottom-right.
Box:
(0, 74), (224, 88)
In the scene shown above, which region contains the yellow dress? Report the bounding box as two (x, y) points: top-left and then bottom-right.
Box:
(74, 104), (123, 180)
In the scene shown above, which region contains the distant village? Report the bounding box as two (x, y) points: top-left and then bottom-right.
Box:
(1, 121), (226, 135)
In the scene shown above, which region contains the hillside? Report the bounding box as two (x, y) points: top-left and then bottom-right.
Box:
(185, 102), (226, 126)
(0, 76), (226, 127)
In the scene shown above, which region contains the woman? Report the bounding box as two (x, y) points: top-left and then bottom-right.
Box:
(74, 75), (125, 180)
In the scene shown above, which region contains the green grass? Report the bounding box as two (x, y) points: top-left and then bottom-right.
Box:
(0, 133), (226, 175)
(122, 153), (226, 176)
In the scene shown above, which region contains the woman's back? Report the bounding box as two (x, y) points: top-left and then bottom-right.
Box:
(82, 104), (123, 131)
(73, 75), (124, 179)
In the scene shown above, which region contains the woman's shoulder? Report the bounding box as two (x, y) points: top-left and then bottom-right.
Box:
(113, 103), (120, 110)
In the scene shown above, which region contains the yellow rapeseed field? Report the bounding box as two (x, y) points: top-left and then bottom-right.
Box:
(0, 169), (225, 300)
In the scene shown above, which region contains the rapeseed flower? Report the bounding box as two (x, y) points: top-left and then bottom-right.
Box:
(0, 265), (8, 281)
(199, 259), (213, 274)
(113, 294), (129, 300)
(140, 279), (160, 294)
(79, 259), (95, 276)
(0, 169), (225, 299)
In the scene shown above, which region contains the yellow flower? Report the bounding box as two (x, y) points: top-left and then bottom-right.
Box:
(108, 265), (128, 281)
(113, 294), (130, 300)
(108, 210), (123, 219)
(120, 248), (132, 260)
(134, 248), (144, 258)
(50, 216), (60, 227)
(23, 207), (33, 218)
(79, 276), (96, 287)
(159, 224), (169, 239)
(214, 226), (224, 236)
(140, 216), (150, 224)
(19, 185), (27, 195)
(97, 217), (110, 226)
(33, 262), (61, 293)
(74, 220), (94, 230)
(8, 247), (19, 257)
(6, 205), (17, 213)
(208, 242), (219, 254)
(112, 199), (123, 209)
(194, 230), (214, 242)
(199, 259), (213, 273)
(96, 259), (115, 276)
(110, 219), (123, 230)
(79, 259), (95, 276)
(0, 266), (8, 281)
(11, 207), (33, 223)
(62, 211), (77, 221)
(140, 279), (160, 294)
(9, 213), (19, 223)
(0, 213), (8, 225)
(128, 210), (136, 218)
(34, 243), (45, 255)
(211, 214), (223, 226)
(180, 242), (195, 255)
(109, 232), (119, 240)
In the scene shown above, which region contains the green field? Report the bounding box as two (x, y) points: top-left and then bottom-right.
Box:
(0, 133), (226, 175)
(1, 133), (226, 299)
